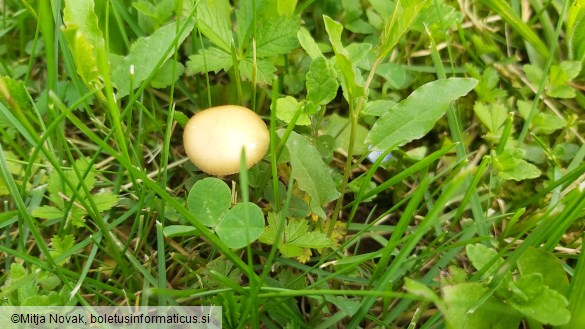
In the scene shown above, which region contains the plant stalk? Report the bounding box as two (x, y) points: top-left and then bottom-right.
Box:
(328, 58), (382, 237)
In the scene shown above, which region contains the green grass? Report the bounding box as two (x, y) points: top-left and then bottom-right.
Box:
(1, 0), (585, 328)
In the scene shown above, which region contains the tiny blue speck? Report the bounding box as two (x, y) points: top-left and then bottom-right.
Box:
(367, 146), (392, 163)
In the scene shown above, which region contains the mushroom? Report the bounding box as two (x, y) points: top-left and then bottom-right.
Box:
(183, 105), (270, 176)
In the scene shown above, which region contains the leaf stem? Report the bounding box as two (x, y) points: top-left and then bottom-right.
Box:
(328, 58), (382, 237)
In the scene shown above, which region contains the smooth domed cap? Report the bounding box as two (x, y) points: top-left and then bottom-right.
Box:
(183, 105), (270, 175)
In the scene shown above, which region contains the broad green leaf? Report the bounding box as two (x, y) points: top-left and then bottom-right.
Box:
(515, 100), (532, 120)
(375, 62), (414, 90)
(215, 202), (265, 249)
(132, 1), (157, 17)
(277, 0), (298, 16)
(256, 1), (279, 21)
(0, 76), (35, 131)
(285, 132), (340, 218)
(517, 247), (570, 297)
(366, 78), (477, 151)
(0, 77), (27, 111)
(346, 43), (373, 64)
(61, 28), (101, 90)
(21, 293), (62, 306)
(348, 176), (377, 202)
(133, 0), (174, 24)
(442, 283), (521, 329)
(287, 196), (311, 218)
(412, 0), (461, 33)
(561, 61), (582, 81)
(8, 263), (26, 280)
(323, 295), (361, 317)
(495, 148), (525, 170)
(32, 206), (64, 219)
(346, 19), (375, 34)
(234, 0), (261, 49)
(509, 273), (544, 302)
(376, 0), (427, 60)
(284, 228), (333, 250)
(469, 34), (501, 55)
(548, 65), (575, 98)
(508, 277), (570, 325)
(466, 65), (507, 102)
(517, 100), (565, 134)
(546, 62), (581, 98)
(258, 212), (280, 244)
(259, 213), (333, 260)
(62, 0), (104, 90)
(297, 27), (323, 60)
(68, 207), (87, 228)
(111, 19), (195, 97)
(37, 272), (61, 291)
(187, 177), (231, 227)
(405, 146), (428, 161)
(369, 0), (393, 17)
(255, 15), (300, 57)
(238, 58), (276, 85)
(342, 0), (363, 19)
(1, 151), (25, 175)
(496, 159), (540, 180)
(63, 0), (104, 47)
(150, 60), (185, 88)
(306, 57), (339, 105)
(324, 113), (370, 155)
(315, 134), (336, 163)
(404, 278), (442, 305)
(447, 265), (468, 284)
(174, 111), (189, 127)
(50, 234), (75, 265)
(31, 158), (113, 227)
(275, 96), (311, 126)
(304, 100), (319, 115)
(523, 64), (545, 86)
(47, 157), (95, 208)
(13, 264), (39, 304)
(550, 65), (567, 86)
(366, 8), (384, 30)
(0, 263), (28, 305)
(54, 79), (93, 111)
(202, 257), (241, 289)
(553, 143), (579, 162)
(473, 101), (508, 141)
(163, 225), (199, 238)
(196, 0), (232, 52)
(494, 148), (541, 181)
(549, 85), (575, 98)
(92, 192), (118, 212)
(277, 268), (307, 291)
(284, 69), (305, 91)
(568, 0), (585, 62)
(532, 112), (566, 134)
(186, 47), (232, 75)
(466, 243), (505, 279)
(525, 62), (579, 98)
(263, 181), (287, 210)
(323, 16), (363, 101)
(361, 100), (396, 117)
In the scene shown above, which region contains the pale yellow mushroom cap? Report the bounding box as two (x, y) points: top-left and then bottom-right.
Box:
(183, 105), (270, 176)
